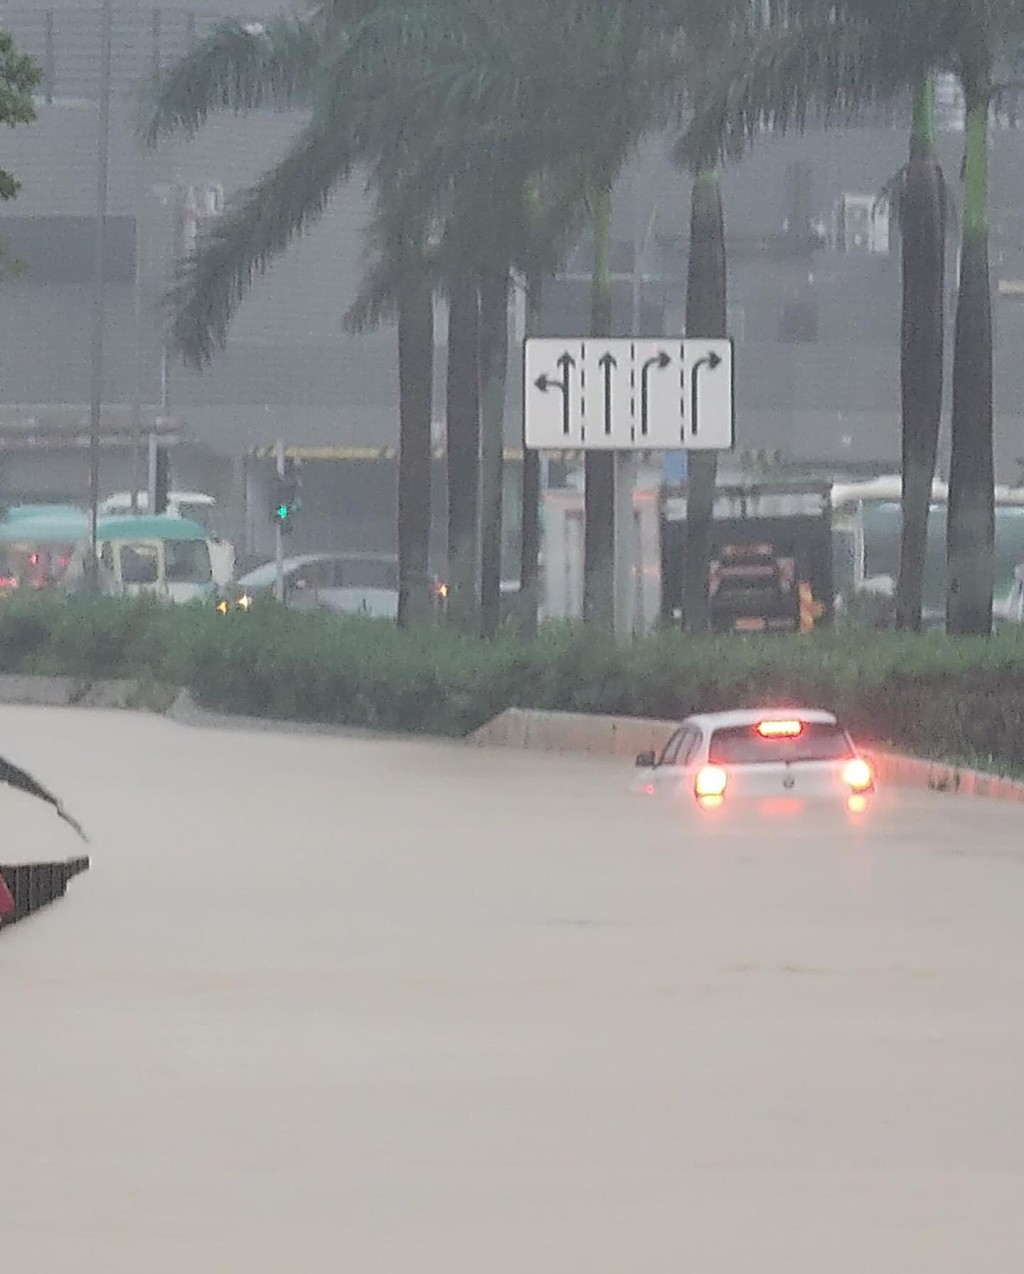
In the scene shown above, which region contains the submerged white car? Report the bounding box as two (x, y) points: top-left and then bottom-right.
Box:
(634, 708), (875, 812)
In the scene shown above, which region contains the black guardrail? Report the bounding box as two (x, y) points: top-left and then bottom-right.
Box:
(0, 857), (90, 931)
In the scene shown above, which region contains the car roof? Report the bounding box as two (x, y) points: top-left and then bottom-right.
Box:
(238, 554), (324, 586)
(238, 552), (398, 587)
(0, 510), (208, 544)
(682, 708), (839, 732)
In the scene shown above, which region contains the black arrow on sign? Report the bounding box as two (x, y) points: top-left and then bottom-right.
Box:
(598, 352), (617, 435)
(640, 350), (671, 437)
(688, 349), (723, 439)
(535, 351), (576, 436)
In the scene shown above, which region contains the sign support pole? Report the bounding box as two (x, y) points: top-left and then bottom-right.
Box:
(613, 453), (635, 639)
(274, 438), (285, 603)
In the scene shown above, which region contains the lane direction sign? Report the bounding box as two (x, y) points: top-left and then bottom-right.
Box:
(524, 337), (733, 451)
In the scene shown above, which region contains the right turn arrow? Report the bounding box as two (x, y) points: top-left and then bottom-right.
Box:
(689, 349), (722, 439)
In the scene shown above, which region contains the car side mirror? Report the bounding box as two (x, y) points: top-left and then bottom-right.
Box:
(635, 750), (656, 769)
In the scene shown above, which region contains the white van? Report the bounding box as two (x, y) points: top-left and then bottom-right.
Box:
(99, 492), (234, 587)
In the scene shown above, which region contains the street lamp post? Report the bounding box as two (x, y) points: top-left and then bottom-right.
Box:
(87, 0), (113, 588)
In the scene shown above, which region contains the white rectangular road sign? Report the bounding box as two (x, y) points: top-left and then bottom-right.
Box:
(524, 337), (733, 451)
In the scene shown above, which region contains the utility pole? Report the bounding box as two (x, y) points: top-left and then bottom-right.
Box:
(130, 182), (145, 513)
(274, 438), (285, 602)
(87, 0), (113, 587)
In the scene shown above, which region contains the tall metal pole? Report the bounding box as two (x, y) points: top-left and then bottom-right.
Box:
(130, 184), (144, 513)
(274, 438), (285, 602)
(87, 0), (113, 588)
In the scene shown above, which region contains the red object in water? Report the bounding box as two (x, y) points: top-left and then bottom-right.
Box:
(0, 874), (13, 917)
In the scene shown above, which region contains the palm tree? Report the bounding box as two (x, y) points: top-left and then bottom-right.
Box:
(148, 1), (670, 638)
(895, 74), (946, 632)
(369, 2), (675, 636)
(681, 0), (1024, 636)
(514, 169), (594, 636)
(680, 167), (727, 634)
(584, 185), (616, 630)
(143, 9), (448, 624)
(946, 27), (995, 636)
(395, 242), (436, 625)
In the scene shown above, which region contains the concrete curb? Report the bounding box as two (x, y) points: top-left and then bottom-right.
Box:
(0, 674), (178, 713)
(470, 707), (1024, 804)
(863, 749), (1024, 803)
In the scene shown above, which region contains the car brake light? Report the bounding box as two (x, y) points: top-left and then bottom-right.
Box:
(695, 764), (728, 799)
(843, 758), (874, 792)
(756, 719), (803, 738)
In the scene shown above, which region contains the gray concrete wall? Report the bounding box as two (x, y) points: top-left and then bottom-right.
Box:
(3, 10), (1024, 491)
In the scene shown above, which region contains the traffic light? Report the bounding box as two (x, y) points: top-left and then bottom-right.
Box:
(270, 459), (301, 531)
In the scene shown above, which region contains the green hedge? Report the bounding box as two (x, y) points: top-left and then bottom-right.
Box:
(2, 595), (1024, 772)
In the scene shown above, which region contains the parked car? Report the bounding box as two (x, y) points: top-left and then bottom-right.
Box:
(223, 553), (447, 619)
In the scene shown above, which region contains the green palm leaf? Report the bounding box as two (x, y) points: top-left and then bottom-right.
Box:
(167, 115), (360, 365)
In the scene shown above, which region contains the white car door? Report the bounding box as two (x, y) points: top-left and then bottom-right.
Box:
(651, 725), (701, 791)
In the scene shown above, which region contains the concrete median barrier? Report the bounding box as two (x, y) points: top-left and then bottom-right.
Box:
(0, 675), (177, 712)
(862, 750), (1024, 803)
(469, 707), (678, 760)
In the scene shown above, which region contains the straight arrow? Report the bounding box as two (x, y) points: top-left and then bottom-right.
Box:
(598, 352), (617, 435)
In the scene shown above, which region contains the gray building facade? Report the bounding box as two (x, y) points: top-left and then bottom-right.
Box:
(2, 4), (1024, 562)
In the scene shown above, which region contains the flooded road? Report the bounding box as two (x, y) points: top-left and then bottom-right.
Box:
(2, 704), (1023, 1272)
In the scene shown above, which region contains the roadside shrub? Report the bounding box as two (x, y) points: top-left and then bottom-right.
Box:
(5, 595), (1024, 772)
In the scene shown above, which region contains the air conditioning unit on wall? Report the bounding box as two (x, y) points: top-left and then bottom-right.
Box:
(834, 194), (890, 255)
(179, 183), (225, 256)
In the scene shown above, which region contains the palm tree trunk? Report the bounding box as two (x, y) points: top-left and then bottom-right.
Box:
(478, 262), (509, 638)
(519, 273), (542, 637)
(584, 186), (614, 630)
(396, 254), (434, 627)
(896, 75), (945, 633)
(682, 168), (727, 635)
(947, 82), (994, 636)
(445, 265), (481, 631)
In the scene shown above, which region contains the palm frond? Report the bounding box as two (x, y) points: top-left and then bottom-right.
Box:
(677, 12), (913, 170)
(344, 247), (424, 333)
(141, 14), (321, 145)
(166, 116), (357, 366)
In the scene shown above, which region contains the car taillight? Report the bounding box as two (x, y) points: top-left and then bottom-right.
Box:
(842, 758), (874, 792)
(695, 765), (728, 799)
(757, 719), (803, 738)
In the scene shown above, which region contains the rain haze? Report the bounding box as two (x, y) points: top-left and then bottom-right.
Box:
(2, 0), (1024, 1269)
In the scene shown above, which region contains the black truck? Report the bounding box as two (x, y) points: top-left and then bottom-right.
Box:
(660, 480), (834, 634)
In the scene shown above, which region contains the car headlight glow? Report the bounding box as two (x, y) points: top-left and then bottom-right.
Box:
(695, 764), (728, 799)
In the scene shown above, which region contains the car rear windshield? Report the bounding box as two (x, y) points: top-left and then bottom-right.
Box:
(708, 722), (853, 765)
